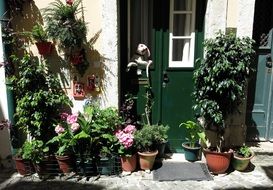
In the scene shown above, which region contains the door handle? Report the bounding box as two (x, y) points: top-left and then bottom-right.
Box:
(266, 54), (272, 68)
(163, 71), (169, 83)
(162, 71), (169, 88)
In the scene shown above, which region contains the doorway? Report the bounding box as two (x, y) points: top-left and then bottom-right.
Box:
(119, 0), (206, 152)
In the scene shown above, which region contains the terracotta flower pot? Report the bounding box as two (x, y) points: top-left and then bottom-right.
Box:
(203, 148), (232, 174)
(120, 154), (137, 172)
(56, 155), (75, 174)
(138, 150), (158, 170)
(35, 42), (52, 55)
(14, 157), (34, 175)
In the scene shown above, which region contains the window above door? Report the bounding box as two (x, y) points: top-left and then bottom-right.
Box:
(169, 0), (196, 68)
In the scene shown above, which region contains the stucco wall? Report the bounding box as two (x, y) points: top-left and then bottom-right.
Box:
(0, 22), (12, 163)
(0, 0), (119, 166)
(205, 0), (227, 39)
(27, 0), (118, 111)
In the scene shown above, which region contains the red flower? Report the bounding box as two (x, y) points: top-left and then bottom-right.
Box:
(66, 0), (73, 6)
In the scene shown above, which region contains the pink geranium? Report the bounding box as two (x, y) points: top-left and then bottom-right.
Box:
(115, 125), (136, 149)
(67, 113), (78, 124)
(71, 122), (80, 132)
(55, 124), (65, 134)
(123, 124), (136, 134)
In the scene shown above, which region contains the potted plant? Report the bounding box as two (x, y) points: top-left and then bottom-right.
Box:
(154, 124), (169, 158)
(115, 124), (137, 173)
(31, 23), (52, 56)
(43, 0), (87, 56)
(72, 105), (96, 175)
(134, 124), (163, 170)
(179, 120), (206, 161)
(47, 113), (79, 174)
(232, 145), (254, 171)
(1, 120), (31, 176)
(86, 105), (121, 175)
(21, 140), (49, 176)
(193, 32), (255, 174)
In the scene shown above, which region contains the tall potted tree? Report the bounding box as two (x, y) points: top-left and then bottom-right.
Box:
(193, 32), (255, 174)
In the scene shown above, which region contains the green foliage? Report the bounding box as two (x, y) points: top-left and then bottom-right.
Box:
(237, 146), (252, 158)
(21, 140), (49, 164)
(43, 0), (87, 51)
(179, 120), (205, 148)
(47, 129), (75, 156)
(134, 124), (169, 152)
(193, 32), (255, 129)
(90, 106), (121, 157)
(11, 54), (72, 142)
(73, 106), (94, 156)
(31, 23), (49, 42)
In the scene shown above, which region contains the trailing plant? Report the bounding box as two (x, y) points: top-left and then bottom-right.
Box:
(193, 32), (255, 151)
(31, 23), (49, 43)
(43, 0), (87, 52)
(11, 54), (72, 143)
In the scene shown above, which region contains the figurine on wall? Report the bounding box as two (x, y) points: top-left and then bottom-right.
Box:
(127, 43), (153, 78)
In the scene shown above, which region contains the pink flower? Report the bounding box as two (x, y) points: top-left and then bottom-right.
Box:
(60, 112), (69, 120)
(115, 130), (134, 149)
(55, 124), (65, 134)
(123, 124), (136, 134)
(71, 122), (80, 132)
(67, 113), (78, 124)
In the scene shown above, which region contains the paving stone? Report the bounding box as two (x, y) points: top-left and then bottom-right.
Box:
(1, 142), (273, 189)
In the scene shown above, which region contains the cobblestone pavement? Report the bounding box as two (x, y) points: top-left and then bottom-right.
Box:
(1, 142), (273, 190)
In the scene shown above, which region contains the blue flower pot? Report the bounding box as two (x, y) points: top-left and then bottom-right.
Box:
(182, 142), (201, 162)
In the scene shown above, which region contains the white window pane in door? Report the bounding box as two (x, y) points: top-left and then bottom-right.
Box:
(173, 14), (191, 36)
(172, 39), (190, 62)
(174, 0), (192, 11)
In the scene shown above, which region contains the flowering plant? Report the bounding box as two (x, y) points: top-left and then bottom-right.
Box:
(47, 112), (81, 156)
(115, 124), (137, 157)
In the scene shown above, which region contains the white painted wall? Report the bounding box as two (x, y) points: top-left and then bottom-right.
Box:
(0, 23), (12, 162)
(237, 0), (255, 37)
(100, 0), (119, 108)
(205, 0), (255, 38)
(205, 0), (228, 39)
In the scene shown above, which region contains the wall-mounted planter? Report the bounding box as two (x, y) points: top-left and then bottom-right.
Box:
(70, 52), (84, 65)
(35, 42), (52, 56)
(72, 82), (85, 100)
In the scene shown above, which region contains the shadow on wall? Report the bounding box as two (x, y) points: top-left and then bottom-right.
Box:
(10, 1), (106, 102)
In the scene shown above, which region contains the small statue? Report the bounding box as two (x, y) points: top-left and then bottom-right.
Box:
(127, 43), (153, 78)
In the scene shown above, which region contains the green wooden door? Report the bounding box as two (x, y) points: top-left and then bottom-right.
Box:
(122, 0), (205, 152)
(247, 29), (273, 141)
